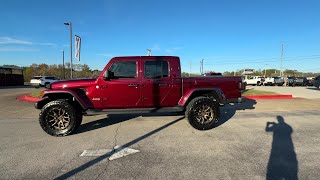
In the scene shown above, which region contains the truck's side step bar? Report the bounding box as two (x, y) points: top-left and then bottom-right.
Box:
(85, 106), (185, 115)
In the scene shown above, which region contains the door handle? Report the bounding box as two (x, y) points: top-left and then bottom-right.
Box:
(158, 83), (168, 86)
(128, 84), (138, 87)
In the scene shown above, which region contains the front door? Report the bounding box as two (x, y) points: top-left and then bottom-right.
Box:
(99, 59), (142, 108)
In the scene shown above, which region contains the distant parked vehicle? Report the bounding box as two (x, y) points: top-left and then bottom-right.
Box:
(30, 76), (59, 88)
(314, 76), (320, 88)
(263, 77), (275, 86)
(306, 77), (315, 86)
(30, 76), (43, 87)
(202, 72), (223, 76)
(273, 76), (284, 86)
(295, 77), (308, 86)
(286, 76), (296, 86)
(244, 76), (264, 86)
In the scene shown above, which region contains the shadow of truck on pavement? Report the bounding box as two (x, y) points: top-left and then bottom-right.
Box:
(57, 99), (256, 179)
(77, 98), (257, 134)
(216, 98), (257, 127)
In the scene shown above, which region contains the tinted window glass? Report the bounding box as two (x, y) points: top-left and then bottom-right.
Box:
(109, 61), (136, 79)
(144, 60), (169, 78)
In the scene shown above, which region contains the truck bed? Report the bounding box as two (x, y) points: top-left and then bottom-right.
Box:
(181, 76), (243, 100)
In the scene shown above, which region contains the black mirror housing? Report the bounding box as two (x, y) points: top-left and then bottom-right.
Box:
(103, 70), (109, 80)
(103, 70), (114, 80)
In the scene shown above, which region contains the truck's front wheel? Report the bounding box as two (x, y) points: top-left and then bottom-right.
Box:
(39, 100), (81, 136)
(185, 97), (219, 130)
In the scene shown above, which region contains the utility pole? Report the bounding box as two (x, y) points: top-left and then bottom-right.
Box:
(147, 49), (151, 56)
(280, 43), (284, 77)
(264, 64), (268, 77)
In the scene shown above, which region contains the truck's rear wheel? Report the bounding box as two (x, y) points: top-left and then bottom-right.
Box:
(185, 97), (219, 130)
(39, 100), (81, 136)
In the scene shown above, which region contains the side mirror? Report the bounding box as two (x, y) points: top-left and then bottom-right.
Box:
(103, 70), (114, 80)
(103, 70), (108, 79)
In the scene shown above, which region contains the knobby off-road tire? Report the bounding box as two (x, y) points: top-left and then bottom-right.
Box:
(39, 100), (82, 136)
(185, 97), (220, 130)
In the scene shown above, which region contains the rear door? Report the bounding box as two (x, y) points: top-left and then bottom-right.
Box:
(141, 58), (181, 107)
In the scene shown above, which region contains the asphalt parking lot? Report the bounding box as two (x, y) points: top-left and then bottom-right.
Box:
(0, 87), (320, 179)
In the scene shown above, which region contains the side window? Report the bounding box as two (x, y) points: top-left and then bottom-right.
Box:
(108, 61), (136, 79)
(144, 60), (169, 79)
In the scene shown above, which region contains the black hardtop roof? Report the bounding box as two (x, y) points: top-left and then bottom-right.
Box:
(112, 56), (179, 59)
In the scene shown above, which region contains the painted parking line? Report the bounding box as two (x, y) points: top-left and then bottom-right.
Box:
(80, 146), (140, 161)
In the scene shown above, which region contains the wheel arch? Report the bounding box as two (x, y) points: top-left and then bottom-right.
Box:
(35, 90), (92, 110)
(178, 88), (225, 107)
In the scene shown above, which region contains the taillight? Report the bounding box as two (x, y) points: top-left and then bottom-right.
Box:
(239, 81), (246, 90)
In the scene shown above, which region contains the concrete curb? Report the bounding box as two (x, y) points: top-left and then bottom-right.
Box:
(17, 95), (43, 102)
(244, 95), (293, 100)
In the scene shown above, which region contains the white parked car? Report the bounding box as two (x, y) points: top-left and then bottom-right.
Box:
(30, 76), (60, 88)
(244, 76), (264, 86)
(263, 77), (275, 86)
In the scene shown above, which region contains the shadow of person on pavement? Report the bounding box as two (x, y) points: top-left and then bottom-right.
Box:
(265, 116), (298, 180)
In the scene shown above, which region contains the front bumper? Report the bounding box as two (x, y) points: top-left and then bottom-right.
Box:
(34, 97), (50, 109)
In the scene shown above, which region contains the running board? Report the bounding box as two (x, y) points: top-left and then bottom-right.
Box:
(85, 106), (185, 115)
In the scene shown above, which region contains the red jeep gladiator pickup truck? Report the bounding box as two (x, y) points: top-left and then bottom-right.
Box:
(35, 56), (244, 136)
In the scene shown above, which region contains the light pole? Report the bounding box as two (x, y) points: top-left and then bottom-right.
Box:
(264, 64), (268, 77)
(62, 50), (65, 79)
(64, 22), (73, 78)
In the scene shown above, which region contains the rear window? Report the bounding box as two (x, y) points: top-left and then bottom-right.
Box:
(32, 76), (42, 79)
(144, 60), (169, 79)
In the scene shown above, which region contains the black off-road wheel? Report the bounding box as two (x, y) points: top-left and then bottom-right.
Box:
(185, 97), (220, 130)
(39, 100), (82, 136)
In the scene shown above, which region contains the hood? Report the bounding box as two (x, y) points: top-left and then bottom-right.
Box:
(50, 78), (96, 89)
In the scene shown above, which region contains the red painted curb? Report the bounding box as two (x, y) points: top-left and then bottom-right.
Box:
(17, 95), (43, 102)
(244, 95), (293, 100)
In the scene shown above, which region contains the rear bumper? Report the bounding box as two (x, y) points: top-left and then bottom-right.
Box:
(225, 97), (243, 104)
(30, 82), (40, 86)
